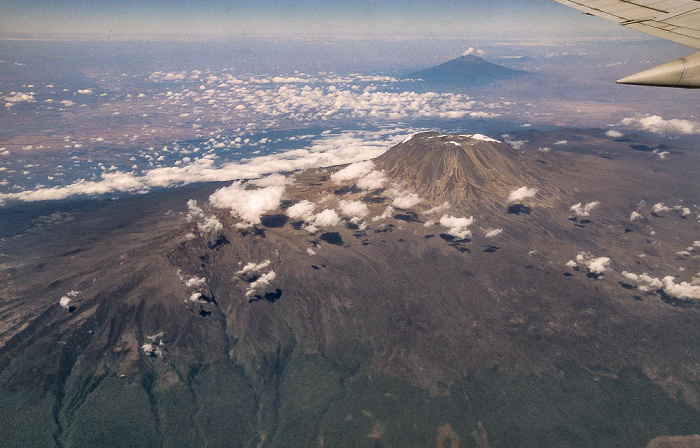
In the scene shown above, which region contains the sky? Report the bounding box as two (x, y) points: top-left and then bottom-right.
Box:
(0, 0), (630, 39)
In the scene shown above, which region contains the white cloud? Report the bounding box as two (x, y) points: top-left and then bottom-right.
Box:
(77, 89), (93, 94)
(652, 203), (670, 214)
(508, 186), (537, 203)
(622, 271), (700, 300)
(197, 215), (223, 236)
(246, 271), (277, 297)
(209, 181), (285, 224)
(338, 200), (369, 219)
(621, 114), (700, 135)
(484, 228), (503, 238)
(307, 247), (317, 255)
(502, 135), (527, 150)
(331, 160), (376, 184)
(59, 296), (72, 309)
(389, 185), (422, 209)
(463, 47), (486, 57)
(661, 277), (700, 300)
(249, 173), (290, 188)
(575, 252), (610, 275)
(237, 260), (271, 275)
(356, 169), (386, 190)
(630, 211), (643, 221)
(554, 140), (567, 146)
(286, 199), (316, 221)
(621, 271), (663, 290)
(59, 290), (80, 309)
(312, 208), (341, 227)
(605, 130), (624, 138)
(570, 201), (600, 218)
(185, 276), (206, 288)
(0, 130), (405, 205)
(372, 206), (394, 222)
(392, 193), (421, 209)
(424, 202), (450, 215)
(4, 91), (35, 107)
(186, 199), (204, 221)
(439, 214), (474, 240)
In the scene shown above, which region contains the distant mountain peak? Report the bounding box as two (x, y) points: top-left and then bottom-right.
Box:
(408, 54), (526, 85)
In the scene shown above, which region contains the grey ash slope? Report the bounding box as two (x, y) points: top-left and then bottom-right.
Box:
(408, 54), (527, 85)
(1, 132), (699, 448)
(375, 131), (554, 210)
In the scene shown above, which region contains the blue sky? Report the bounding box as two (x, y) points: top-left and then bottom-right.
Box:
(0, 0), (628, 38)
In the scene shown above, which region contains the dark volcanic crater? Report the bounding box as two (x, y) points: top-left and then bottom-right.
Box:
(1, 131), (699, 448)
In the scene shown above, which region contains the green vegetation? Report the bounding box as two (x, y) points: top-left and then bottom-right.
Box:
(62, 377), (158, 448)
(2, 356), (699, 447)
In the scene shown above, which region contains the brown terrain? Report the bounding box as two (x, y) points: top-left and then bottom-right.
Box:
(0, 131), (699, 447)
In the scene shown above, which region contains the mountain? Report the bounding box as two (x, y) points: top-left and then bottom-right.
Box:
(408, 54), (527, 85)
(1, 131), (699, 447)
(374, 131), (550, 210)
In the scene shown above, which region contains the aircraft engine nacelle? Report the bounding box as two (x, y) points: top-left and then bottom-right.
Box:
(617, 51), (700, 88)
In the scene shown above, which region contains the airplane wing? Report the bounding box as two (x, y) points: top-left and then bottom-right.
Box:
(552, 0), (700, 87)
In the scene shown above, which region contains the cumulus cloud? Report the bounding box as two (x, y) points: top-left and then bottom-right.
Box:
(286, 199), (316, 221)
(621, 271), (663, 291)
(186, 199), (204, 221)
(331, 160), (386, 190)
(621, 114), (700, 135)
(77, 89), (93, 94)
(389, 185), (422, 209)
(508, 186), (537, 203)
(209, 180), (285, 224)
(372, 206), (394, 222)
(652, 203), (670, 214)
(338, 200), (369, 219)
(661, 277), (700, 300)
(4, 91), (35, 107)
(246, 271), (277, 297)
(502, 135), (527, 150)
(484, 228), (503, 238)
(630, 211), (643, 221)
(424, 202), (451, 215)
(197, 215), (223, 236)
(605, 130), (624, 138)
(463, 47), (486, 57)
(575, 252), (611, 275)
(59, 290), (80, 309)
(392, 192), (421, 209)
(185, 276), (206, 288)
(249, 173), (290, 188)
(331, 160), (375, 184)
(356, 169), (386, 190)
(0, 130), (405, 205)
(237, 260), (271, 275)
(621, 271), (700, 300)
(439, 214), (474, 240)
(312, 208), (341, 227)
(570, 201), (600, 218)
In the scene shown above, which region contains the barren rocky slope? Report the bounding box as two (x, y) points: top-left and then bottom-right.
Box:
(0, 131), (699, 448)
